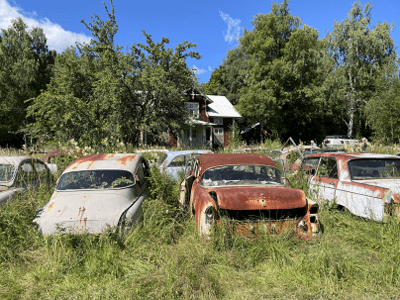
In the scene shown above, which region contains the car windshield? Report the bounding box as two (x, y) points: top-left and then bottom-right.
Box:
(349, 159), (400, 180)
(56, 170), (135, 190)
(200, 164), (283, 187)
(0, 164), (15, 182)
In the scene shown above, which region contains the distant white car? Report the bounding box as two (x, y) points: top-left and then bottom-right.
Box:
(0, 156), (50, 206)
(322, 135), (359, 148)
(34, 153), (149, 235)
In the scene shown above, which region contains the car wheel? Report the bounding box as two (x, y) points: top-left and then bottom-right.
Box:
(199, 205), (215, 239)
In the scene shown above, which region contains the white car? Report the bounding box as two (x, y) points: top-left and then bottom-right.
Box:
(0, 156), (50, 206)
(34, 153), (149, 234)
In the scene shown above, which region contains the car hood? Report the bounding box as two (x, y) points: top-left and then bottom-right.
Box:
(207, 185), (306, 210)
(352, 179), (400, 194)
(35, 190), (135, 235)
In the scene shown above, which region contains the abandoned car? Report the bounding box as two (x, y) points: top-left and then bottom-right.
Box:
(179, 153), (319, 238)
(34, 153), (149, 234)
(301, 153), (400, 221)
(0, 156), (51, 206)
(157, 150), (212, 179)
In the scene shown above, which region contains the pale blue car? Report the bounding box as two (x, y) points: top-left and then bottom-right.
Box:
(157, 150), (212, 180)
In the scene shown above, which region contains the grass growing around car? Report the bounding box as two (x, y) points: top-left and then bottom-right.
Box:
(1, 149), (400, 298)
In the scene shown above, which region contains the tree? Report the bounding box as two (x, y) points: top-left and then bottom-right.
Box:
(27, 0), (200, 146)
(0, 18), (56, 147)
(366, 60), (400, 143)
(325, 1), (396, 137)
(236, 0), (328, 142)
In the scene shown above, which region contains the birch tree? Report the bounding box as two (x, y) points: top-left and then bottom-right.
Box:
(326, 1), (395, 137)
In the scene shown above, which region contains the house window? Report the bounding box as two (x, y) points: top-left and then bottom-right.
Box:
(185, 102), (199, 118)
(214, 118), (223, 125)
(214, 128), (224, 135)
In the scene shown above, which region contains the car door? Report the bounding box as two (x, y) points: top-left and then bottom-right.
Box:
(179, 159), (198, 207)
(311, 157), (339, 203)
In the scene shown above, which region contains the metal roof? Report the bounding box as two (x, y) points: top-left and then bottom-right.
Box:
(206, 95), (242, 118)
(64, 153), (141, 173)
(198, 153), (276, 171)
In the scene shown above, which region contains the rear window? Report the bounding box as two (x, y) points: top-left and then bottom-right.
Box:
(57, 170), (135, 190)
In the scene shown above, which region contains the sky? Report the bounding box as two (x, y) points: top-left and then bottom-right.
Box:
(1, 0), (399, 83)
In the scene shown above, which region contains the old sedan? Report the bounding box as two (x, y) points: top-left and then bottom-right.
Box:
(34, 153), (149, 234)
(0, 156), (50, 206)
(179, 153), (319, 239)
(301, 153), (400, 221)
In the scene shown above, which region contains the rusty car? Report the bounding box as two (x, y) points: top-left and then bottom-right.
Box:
(0, 156), (51, 206)
(34, 153), (149, 234)
(157, 150), (212, 179)
(179, 153), (320, 239)
(301, 152), (400, 221)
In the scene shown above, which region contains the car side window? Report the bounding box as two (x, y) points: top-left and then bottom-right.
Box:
(16, 162), (37, 187)
(136, 160), (147, 186)
(168, 155), (185, 167)
(317, 158), (338, 179)
(302, 157), (319, 176)
(33, 161), (49, 182)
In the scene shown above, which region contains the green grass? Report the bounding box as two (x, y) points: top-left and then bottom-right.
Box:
(2, 146), (400, 299)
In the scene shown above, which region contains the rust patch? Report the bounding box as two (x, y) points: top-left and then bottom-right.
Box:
(57, 210), (61, 213)
(116, 154), (137, 165)
(46, 202), (56, 212)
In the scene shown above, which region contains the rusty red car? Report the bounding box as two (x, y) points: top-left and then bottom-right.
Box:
(301, 153), (400, 221)
(179, 153), (320, 239)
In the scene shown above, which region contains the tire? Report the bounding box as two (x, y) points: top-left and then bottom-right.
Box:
(199, 205), (215, 238)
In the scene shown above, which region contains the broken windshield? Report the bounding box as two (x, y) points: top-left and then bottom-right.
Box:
(200, 164), (283, 187)
(349, 159), (400, 180)
(56, 170), (135, 190)
(0, 164), (15, 182)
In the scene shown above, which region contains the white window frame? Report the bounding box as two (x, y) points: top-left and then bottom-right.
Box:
(214, 118), (223, 125)
(214, 128), (224, 135)
(185, 102), (199, 118)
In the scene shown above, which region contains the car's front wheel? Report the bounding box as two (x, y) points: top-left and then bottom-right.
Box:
(199, 205), (215, 239)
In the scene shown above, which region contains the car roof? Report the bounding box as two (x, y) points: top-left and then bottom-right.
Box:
(306, 152), (400, 160)
(198, 153), (276, 171)
(0, 156), (36, 166)
(165, 150), (211, 158)
(64, 153), (141, 173)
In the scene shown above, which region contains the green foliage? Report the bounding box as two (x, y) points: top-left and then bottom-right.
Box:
(232, 0), (328, 142)
(325, 1), (396, 137)
(0, 18), (56, 147)
(27, 0), (200, 147)
(366, 60), (400, 143)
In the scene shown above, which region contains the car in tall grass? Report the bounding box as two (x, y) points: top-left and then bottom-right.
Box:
(0, 156), (51, 206)
(179, 153), (320, 239)
(34, 153), (149, 234)
(301, 152), (400, 221)
(157, 150), (212, 179)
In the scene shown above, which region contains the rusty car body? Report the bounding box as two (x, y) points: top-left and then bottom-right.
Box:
(179, 153), (319, 239)
(34, 153), (149, 234)
(301, 152), (400, 221)
(0, 156), (50, 206)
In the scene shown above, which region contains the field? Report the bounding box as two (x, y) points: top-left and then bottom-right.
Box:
(1, 145), (400, 299)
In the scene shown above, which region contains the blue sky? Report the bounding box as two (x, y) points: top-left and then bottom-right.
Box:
(1, 0), (399, 83)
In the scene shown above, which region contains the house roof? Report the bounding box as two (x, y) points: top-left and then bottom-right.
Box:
(206, 95), (242, 118)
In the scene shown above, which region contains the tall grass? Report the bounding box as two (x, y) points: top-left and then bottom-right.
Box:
(2, 146), (400, 299)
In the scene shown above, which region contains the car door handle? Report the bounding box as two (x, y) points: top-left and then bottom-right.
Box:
(329, 182), (336, 186)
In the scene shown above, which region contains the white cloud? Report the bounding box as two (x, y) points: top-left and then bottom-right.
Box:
(192, 65), (207, 75)
(219, 10), (242, 44)
(0, 0), (91, 52)
(208, 66), (212, 72)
